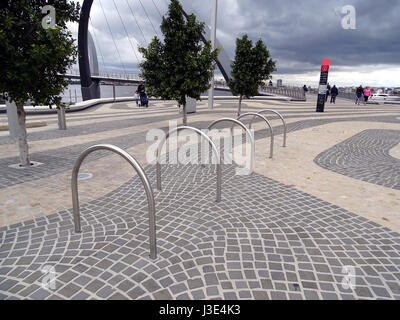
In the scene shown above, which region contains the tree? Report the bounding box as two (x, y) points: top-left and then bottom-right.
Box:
(229, 35), (276, 116)
(0, 0), (80, 166)
(138, 0), (219, 125)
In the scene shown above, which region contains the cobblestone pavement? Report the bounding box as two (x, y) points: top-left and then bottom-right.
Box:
(1, 112), (399, 189)
(1, 164), (400, 300)
(1, 98), (400, 300)
(314, 130), (400, 190)
(0, 103), (399, 145)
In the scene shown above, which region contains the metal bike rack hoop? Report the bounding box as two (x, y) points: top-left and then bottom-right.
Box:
(207, 118), (255, 173)
(237, 112), (274, 159)
(251, 109), (287, 147)
(156, 126), (222, 202)
(71, 144), (157, 259)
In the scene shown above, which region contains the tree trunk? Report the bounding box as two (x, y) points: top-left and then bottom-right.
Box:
(16, 104), (30, 166)
(57, 106), (67, 130)
(182, 103), (187, 126)
(237, 95), (243, 116)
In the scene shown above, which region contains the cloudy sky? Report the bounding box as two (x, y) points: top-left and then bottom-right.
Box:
(68, 0), (400, 87)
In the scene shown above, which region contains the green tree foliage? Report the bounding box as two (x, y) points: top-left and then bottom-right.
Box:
(139, 0), (219, 125)
(229, 35), (276, 115)
(0, 0), (80, 165)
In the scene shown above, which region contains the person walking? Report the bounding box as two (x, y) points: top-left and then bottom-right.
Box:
(133, 90), (140, 106)
(355, 85), (363, 106)
(363, 86), (371, 105)
(137, 81), (148, 107)
(330, 85), (338, 104)
(325, 83), (331, 102)
(302, 85), (308, 101)
(137, 81), (145, 96)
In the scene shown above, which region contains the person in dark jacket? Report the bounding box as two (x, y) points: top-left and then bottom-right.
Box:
(137, 82), (145, 96)
(330, 85), (338, 104)
(355, 85), (363, 105)
(137, 81), (148, 107)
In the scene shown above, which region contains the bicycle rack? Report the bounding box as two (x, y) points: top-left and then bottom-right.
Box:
(207, 118), (255, 173)
(250, 109), (287, 147)
(71, 144), (157, 259)
(156, 126), (222, 202)
(237, 113), (274, 159)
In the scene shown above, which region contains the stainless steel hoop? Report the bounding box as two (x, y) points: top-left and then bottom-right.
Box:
(252, 109), (287, 147)
(156, 126), (222, 202)
(237, 112), (274, 159)
(207, 118), (255, 173)
(71, 144), (157, 259)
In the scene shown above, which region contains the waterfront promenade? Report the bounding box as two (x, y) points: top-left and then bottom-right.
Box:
(0, 96), (399, 300)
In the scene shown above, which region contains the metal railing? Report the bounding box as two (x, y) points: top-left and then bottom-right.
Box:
(71, 144), (157, 259)
(260, 86), (306, 101)
(252, 109), (287, 147)
(237, 113), (274, 159)
(156, 126), (222, 202)
(207, 118), (255, 174)
(338, 92), (400, 104)
(338, 92), (356, 100)
(66, 69), (142, 81)
(212, 80), (306, 100)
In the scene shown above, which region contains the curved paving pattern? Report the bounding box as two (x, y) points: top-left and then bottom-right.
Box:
(314, 130), (400, 190)
(1, 164), (400, 300)
(1, 105), (399, 146)
(1, 113), (400, 189)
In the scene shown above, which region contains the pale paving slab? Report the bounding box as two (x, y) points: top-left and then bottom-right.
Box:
(252, 121), (400, 232)
(390, 143), (400, 160)
(1, 163), (400, 300)
(1, 98), (400, 229)
(1, 98), (400, 300)
(0, 141), (151, 226)
(1, 99), (399, 158)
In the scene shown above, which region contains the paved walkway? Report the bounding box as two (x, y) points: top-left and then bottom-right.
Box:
(0, 97), (399, 299)
(315, 129), (400, 190)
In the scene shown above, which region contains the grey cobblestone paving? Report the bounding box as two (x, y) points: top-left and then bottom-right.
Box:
(314, 130), (400, 190)
(0, 104), (398, 145)
(1, 163), (400, 300)
(1, 113), (400, 189)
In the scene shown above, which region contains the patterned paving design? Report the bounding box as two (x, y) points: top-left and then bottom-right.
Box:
(1, 113), (400, 189)
(314, 130), (400, 190)
(0, 105), (398, 146)
(1, 164), (400, 300)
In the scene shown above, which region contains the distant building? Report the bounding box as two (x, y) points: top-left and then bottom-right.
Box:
(277, 79), (283, 87)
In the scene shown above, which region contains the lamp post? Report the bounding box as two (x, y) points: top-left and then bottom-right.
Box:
(208, 0), (218, 109)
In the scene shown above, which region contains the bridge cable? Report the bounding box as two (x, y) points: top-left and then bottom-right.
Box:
(151, 0), (163, 19)
(112, 0), (140, 65)
(125, 0), (148, 46)
(137, 0), (160, 38)
(89, 16), (108, 76)
(98, 0), (128, 76)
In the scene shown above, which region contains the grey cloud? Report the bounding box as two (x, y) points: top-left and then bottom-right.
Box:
(71, 0), (400, 80)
